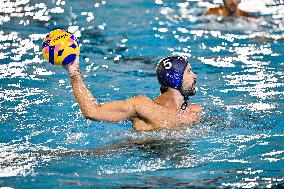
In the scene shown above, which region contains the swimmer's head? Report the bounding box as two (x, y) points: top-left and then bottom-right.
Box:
(223, 0), (240, 14)
(156, 56), (197, 97)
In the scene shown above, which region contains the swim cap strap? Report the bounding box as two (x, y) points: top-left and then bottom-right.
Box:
(181, 96), (189, 110)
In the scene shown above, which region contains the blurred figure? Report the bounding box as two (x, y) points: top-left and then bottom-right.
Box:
(205, 0), (256, 18)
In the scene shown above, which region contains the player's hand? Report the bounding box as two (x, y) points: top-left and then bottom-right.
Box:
(65, 55), (80, 76)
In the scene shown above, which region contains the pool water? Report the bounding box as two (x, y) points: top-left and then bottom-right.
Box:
(0, 0), (284, 188)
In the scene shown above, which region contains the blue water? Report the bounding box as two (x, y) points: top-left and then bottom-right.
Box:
(0, 0), (284, 188)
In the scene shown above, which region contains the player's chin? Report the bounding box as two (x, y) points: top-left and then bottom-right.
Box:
(189, 87), (196, 96)
(183, 86), (196, 97)
(229, 5), (237, 13)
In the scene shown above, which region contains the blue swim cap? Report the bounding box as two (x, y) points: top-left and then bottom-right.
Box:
(156, 56), (188, 91)
(156, 56), (189, 110)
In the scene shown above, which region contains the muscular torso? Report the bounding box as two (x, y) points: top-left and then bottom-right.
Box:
(131, 98), (201, 131)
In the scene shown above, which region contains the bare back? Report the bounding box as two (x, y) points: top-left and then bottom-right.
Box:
(130, 96), (201, 131)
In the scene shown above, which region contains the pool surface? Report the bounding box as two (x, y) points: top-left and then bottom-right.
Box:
(0, 0), (284, 188)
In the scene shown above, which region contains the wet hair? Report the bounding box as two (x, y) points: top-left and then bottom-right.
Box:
(160, 86), (168, 94)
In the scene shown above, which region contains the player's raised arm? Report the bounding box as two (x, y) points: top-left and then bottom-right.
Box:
(65, 57), (142, 122)
(42, 30), (201, 131)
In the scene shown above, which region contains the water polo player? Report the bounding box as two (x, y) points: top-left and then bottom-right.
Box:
(204, 0), (256, 18)
(65, 55), (201, 131)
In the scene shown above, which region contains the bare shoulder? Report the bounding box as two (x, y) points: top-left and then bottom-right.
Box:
(187, 104), (202, 113)
(128, 95), (160, 124)
(204, 7), (218, 15)
(239, 10), (257, 18)
(129, 95), (152, 103)
(205, 7), (225, 16)
(128, 95), (154, 108)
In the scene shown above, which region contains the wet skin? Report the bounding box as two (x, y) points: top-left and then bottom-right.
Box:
(66, 57), (201, 131)
(205, 0), (256, 18)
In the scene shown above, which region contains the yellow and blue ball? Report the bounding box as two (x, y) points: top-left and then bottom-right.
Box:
(42, 29), (80, 66)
